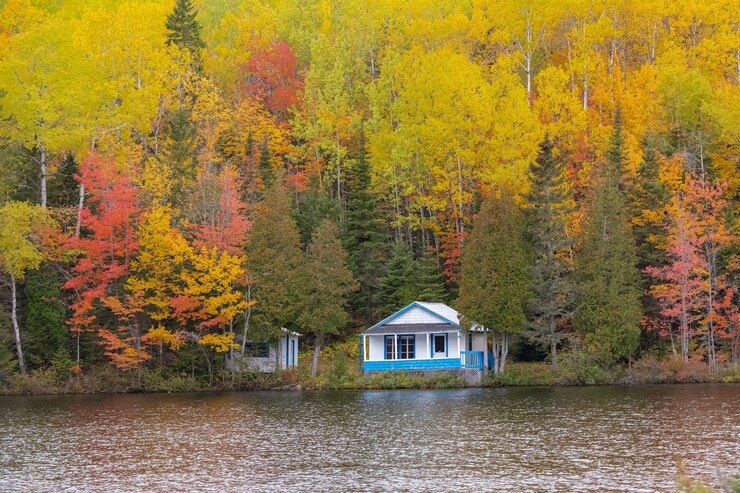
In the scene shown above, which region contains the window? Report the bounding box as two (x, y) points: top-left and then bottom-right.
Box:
(434, 334), (446, 354)
(385, 335), (415, 359)
(385, 336), (394, 360)
(467, 333), (473, 352)
(245, 341), (269, 358)
(399, 335), (414, 359)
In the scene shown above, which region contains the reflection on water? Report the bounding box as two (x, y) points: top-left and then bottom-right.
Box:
(0, 384), (738, 492)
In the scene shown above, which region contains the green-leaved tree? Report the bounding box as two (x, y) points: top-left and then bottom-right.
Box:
(299, 219), (357, 377)
(457, 189), (532, 374)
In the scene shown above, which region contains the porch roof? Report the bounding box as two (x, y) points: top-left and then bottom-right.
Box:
(361, 323), (457, 336)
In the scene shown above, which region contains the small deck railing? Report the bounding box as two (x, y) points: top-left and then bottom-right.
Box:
(460, 351), (484, 371)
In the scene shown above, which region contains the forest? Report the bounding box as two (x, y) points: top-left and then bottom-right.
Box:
(0, 0), (737, 391)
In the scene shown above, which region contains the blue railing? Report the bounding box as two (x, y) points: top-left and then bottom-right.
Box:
(460, 351), (484, 371)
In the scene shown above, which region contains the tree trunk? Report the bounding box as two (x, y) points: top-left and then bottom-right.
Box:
(10, 274), (26, 375)
(240, 285), (252, 358)
(40, 145), (47, 209)
(75, 183), (86, 237)
(549, 316), (557, 364)
(311, 334), (322, 377)
(499, 332), (509, 374)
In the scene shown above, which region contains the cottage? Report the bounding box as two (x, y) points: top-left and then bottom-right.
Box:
(227, 328), (300, 372)
(359, 301), (492, 379)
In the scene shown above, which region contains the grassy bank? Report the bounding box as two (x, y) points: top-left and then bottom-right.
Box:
(1, 341), (739, 395)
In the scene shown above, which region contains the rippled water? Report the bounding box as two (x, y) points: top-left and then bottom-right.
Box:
(0, 384), (738, 492)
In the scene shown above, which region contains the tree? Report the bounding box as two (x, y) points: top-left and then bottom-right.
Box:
(628, 137), (671, 324)
(344, 133), (387, 324)
(457, 189), (532, 374)
(526, 135), (574, 363)
(0, 201), (55, 374)
(298, 220), (357, 377)
(574, 109), (642, 364)
(64, 154), (142, 367)
(165, 0), (205, 70)
(245, 184), (306, 344)
(414, 252), (448, 303)
(23, 264), (67, 369)
(378, 242), (417, 315)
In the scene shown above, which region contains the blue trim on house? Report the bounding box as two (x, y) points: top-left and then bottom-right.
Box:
(358, 335), (363, 371)
(445, 333), (449, 357)
(363, 358), (461, 371)
(364, 301), (458, 333)
(291, 339), (296, 367)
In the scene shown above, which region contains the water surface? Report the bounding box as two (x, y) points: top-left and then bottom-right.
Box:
(1, 384), (738, 492)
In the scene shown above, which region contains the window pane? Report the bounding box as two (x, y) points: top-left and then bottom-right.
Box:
(385, 337), (394, 359)
(399, 335), (414, 359)
(434, 335), (445, 353)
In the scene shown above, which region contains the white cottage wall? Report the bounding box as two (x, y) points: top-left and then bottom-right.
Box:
(471, 332), (488, 352)
(368, 335), (386, 360)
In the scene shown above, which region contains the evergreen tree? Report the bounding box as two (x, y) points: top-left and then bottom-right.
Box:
(457, 189), (532, 374)
(245, 184), (307, 341)
(378, 242), (417, 314)
(298, 220), (357, 377)
(526, 135), (574, 363)
(294, 186), (339, 249)
(574, 109), (642, 364)
(258, 138), (274, 189)
(415, 251), (448, 302)
(344, 132), (387, 324)
(165, 0), (205, 70)
(628, 136), (671, 326)
(629, 136), (670, 271)
(164, 107), (197, 206)
(23, 264), (67, 369)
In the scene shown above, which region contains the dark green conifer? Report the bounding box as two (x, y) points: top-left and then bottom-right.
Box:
(526, 135), (574, 363)
(457, 188), (532, 374)
(574, 108), (642, 364)
(23, 264), (67, 369)
(245, 184), (307, 340)
(165, 0), (206, 70)
(415, 252), (447, 303)
(378, 242), (416, 314)
(344, 131), (387, 323)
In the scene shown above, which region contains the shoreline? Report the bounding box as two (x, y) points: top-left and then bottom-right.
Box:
(2, 359), (738, 396)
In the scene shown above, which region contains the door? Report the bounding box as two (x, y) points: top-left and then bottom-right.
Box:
(433, 334), (447, 357)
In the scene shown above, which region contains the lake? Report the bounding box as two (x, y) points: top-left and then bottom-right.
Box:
(0, 384), (738, 492)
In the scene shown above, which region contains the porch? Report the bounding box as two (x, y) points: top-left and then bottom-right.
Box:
(362, 351), (489, 372)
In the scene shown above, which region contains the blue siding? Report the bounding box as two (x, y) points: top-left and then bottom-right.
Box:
(363, 358), (461, 371)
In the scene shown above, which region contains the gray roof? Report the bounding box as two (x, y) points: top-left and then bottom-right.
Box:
(362, 323), (457, 335)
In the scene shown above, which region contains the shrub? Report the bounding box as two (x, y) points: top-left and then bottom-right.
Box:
(554, 350), (615, 386)
(485, 362), (556, 387)
(141, 367), (202, 393)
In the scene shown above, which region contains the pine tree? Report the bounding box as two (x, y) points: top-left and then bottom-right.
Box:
(258, 138), (274, 189)
(574, 108), (642, 364)
(415, 251), (448, 303)
(526, 135), (574, 363)
(298, 220), (357, 377)
(245, 184), (307, 341)
(457, 189), (532, 374)
(344, 132), (387, 324)
(23, 264), (67, 369)
(628, 136), (670, 325)
(165, 0), (206, 70)
(378, 242), (416, 314)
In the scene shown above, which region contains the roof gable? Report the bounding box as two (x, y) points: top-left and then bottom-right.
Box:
(364, 302), (459, 333)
